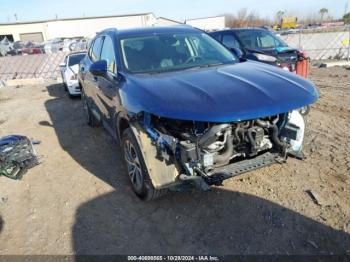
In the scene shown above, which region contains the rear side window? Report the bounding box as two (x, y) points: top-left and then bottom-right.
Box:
(90, 37), (104, 62)
(222, 34), (240, 49)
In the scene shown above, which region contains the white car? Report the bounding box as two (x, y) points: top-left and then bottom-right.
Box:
(59, 52), (86, 97)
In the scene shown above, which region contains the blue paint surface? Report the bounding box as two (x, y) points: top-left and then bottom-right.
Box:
(81, 26), (319, 123)
(121, 60), (319, 122)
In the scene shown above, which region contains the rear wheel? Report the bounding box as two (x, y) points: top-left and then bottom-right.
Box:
(81, 90), (100, 127)
(122, 128), (167, 201)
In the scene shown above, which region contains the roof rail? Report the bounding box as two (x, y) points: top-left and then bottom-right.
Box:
(96, 28), (118, 35)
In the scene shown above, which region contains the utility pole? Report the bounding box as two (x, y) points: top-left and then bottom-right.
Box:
(344, 2), (350, 61)
(14, 14), (18, 22)
(345, 2), (348, 16)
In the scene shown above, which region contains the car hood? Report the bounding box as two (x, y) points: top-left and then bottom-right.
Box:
(247, 46), (298, 55)
(247, 47), (298, 62)
(121, 61), (319, 122)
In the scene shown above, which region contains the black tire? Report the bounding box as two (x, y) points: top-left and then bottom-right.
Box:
(122, 128), (168, 201)
(81, 90), (100, 127)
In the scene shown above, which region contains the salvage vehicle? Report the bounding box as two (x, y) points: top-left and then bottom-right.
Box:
(59, 52), (86, 97)
(79, 26), (319, 200)
(209, 28), (309, 77)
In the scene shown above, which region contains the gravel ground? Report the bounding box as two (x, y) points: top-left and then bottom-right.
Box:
(0, 67), (349, 255)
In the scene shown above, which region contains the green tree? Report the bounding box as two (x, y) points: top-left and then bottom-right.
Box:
(319, 8), (328, 22)
(343, 12), (350, 24)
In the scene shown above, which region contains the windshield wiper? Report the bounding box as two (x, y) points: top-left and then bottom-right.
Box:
(134, 62), (228, 74)
(201, 62), (225, 67)
(183, 63), (225, 71)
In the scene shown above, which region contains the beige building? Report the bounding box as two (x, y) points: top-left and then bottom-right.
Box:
(185, 16), (226, 31)
(0, 13), (160, 42)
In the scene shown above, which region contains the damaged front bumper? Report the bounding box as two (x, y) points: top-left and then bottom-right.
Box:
(130, 110), (306, 190)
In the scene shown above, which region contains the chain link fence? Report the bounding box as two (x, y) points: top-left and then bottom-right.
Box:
(0, 28), (350, 82)
(0, 52), (68, 81)
(280, 27), (350, 61)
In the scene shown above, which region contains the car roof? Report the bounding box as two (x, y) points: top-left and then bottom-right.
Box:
(67, 51), (86, 56)
(98, 25), (202, 38)
(66, 51), (86, 58)
(213, 27), (269, 33)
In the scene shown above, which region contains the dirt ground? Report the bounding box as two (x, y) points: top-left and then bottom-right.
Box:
(0, 66), (349, 255)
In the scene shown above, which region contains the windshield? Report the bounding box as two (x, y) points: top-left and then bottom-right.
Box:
(68, 54), (85, 66)
(235, 30), (288, 50)
(120, 33), (237, 74)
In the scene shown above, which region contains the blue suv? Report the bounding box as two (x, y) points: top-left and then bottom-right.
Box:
(79, 26), (319, 200)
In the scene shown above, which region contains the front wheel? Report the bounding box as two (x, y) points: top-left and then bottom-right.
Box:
(122, 128), (168, 201)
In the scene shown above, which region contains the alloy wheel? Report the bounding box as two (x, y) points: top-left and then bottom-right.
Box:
(123, 139), (143, 192)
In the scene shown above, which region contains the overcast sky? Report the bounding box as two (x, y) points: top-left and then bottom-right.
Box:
(0, 0), (348, 23)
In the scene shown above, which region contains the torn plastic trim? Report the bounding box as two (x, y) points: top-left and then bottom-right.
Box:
(138, 112), (205, 187)
(129, 122), (181, 189)
(141, 112), (178, 155)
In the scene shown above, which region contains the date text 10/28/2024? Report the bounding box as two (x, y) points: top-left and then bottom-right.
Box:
(127, 256), (220, 261)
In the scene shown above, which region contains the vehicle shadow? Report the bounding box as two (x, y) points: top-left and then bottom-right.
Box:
(72, 189), (350, 255)
(40, 83), (127, 189)
(42, 84), (350, 255)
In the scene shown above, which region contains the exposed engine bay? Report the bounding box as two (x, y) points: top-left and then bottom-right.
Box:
(136, 109), (306, 189)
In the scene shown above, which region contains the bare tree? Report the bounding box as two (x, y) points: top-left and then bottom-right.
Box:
(224, 8), (270, 28)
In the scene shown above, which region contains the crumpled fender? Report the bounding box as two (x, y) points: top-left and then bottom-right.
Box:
(130, 123), (180, 189)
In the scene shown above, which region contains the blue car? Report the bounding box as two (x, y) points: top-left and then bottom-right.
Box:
(79, 26), (319, 201)
(209, 28), (300, 73)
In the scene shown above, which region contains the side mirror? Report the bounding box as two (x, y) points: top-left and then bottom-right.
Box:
(230, 47), (245, 61)
(89, 60), (107, 76)
(59, 63), (66, 67)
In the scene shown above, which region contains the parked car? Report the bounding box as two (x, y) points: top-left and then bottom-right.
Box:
(44, 38), (63, 54)
(6, 41), (24, 56)
(0, 37), (13, 56)
(209, 28), (304, 73)
(59, 52), (86, 97)
(7, 41), (44, 56)
(21, 41), (44, 55)
(79, 26), (319, 201)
